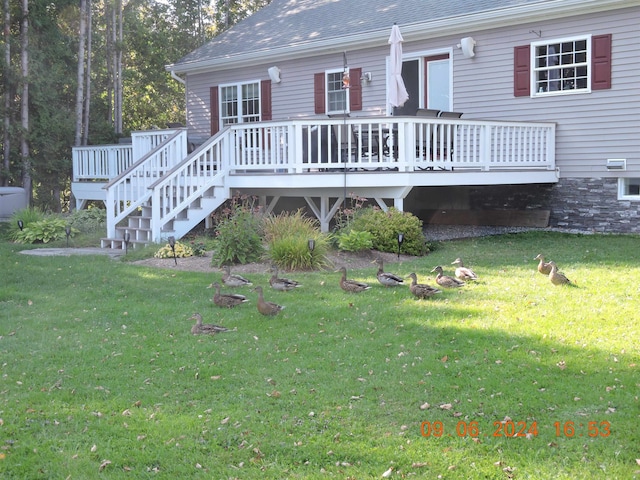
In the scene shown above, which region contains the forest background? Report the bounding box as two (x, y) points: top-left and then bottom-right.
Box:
(0, 0), (270, 211)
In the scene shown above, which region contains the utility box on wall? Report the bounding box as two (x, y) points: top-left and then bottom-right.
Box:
(0, 187), (28, 221)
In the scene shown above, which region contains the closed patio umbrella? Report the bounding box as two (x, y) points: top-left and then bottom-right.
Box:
(388, 24), (409, 108)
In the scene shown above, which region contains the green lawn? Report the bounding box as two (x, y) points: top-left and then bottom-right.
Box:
(0, 231), (638, 479)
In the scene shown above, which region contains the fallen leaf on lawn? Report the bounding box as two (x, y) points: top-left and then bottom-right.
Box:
(448, 465), (457, 470)
(556, 360), (566, 370)
(636, 459), (640, 466)
(211, 375), (221, 380)
(90, 444), (97, 452)
(606, 407), (616, 413)
(382, 466), (394, 477)
(267, 390), (281, 398)
(122, 409), (131, 416)
(439, 403), (452, 410)
(548, 442), (558, 447)
(220, 417), (230, 425)
(0, 453), (5, 460)
(453, 412), (463, 417)
(99, 460), (111, 471)
(412, 462), (428, 468)
(419, 402), (430, 410)
(441, 355), (448, 362)
(0, 418), (3, 426)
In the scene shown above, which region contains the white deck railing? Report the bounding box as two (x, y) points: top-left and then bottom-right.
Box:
(72, 118), (555, 242)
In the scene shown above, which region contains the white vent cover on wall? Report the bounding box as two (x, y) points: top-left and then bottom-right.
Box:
(606, 158), (626, 170)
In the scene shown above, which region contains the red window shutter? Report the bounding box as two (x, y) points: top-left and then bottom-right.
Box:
(210, 86), (219, 135)
(592, 34), (612, 90)
(349, 67), (362, 111)
(513, 45), (530, 97)
(261, 79), (272, 120)
(314, 73), (325, 114)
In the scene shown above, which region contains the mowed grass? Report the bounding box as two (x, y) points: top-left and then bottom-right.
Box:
(0, 231), (638, 479)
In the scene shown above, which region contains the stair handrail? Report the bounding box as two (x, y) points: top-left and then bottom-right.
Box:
(148, 128), (231, 242)
(104, 130), (187, 239)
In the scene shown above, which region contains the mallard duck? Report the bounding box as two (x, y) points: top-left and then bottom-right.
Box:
(548, 261), (571, 285)
(534, 254), (552, 275)
(337, 266), (371, 293)
(208, 282), (248, 308)
(407, 272), (442, 299)
(373, 257), (404, 287)
(221, 265), (253, 287)
(269, 265), (302, 291)
(451, 258), (478, 280)
(190, 313), (228, 335)
(431, 265), (465, 288)
(253, 286), (285, 316)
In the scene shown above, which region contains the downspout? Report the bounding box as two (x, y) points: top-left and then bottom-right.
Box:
(170, 70), (186, 85)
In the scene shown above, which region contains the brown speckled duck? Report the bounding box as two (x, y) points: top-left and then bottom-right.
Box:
(534, 254), (552, 275)
(374, 258), (404, 287)
(221, 265), (253, 288)
(548, 261), (571, 285)
(431, 265), (465, 288)
(337, 266), (371, 293)
(269, 265), (302, 291)
(253, 286), (285, 316)
(208, 282), (248, 308)
(407, 273), (442, 299)
(190, 313), (229, 335)
(451, 258), (478, 280)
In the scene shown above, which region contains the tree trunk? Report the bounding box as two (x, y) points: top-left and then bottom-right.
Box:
(82, 0), (92, 146)
(74, 0), (87, 147)
(20, 0), (31, 202)
(2, 0), (10, 186)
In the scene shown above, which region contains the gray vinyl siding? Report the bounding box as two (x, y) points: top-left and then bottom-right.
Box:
(184, 6), (639, 177)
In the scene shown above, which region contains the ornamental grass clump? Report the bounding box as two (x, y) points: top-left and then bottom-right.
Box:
(263, 209), (330, 270)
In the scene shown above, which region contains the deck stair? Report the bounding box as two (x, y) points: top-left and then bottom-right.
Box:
(100, 129), (229, 250)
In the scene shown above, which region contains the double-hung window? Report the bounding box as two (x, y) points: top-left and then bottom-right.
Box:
(532, 36), (589, 95)
(326, 69), (349, 115)
(220, 81), (261, 126)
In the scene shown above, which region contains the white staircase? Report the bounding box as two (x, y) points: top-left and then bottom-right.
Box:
(101, 129), (230, 250)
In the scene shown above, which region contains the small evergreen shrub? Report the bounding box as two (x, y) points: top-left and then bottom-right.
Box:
(349, 207), (426, 256)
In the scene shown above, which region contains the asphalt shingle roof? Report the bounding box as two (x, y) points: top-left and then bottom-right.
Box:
(167, 0), (579, 70)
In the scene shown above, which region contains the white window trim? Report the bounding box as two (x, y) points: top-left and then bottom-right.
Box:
(326, 68), (350, 115)
(386, 47), (454, 114)
(617, 177), (640, 201)
(219, 79), (262, 126)
(531, 34), (592, 98)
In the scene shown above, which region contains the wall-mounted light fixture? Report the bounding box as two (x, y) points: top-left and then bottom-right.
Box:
(268, 66), (281, 83)
(360, 72), (372, 83)
(606, 158), (626, 170)
(457, 37), (476, 58)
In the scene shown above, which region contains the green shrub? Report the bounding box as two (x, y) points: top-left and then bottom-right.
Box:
(154, 241), (194, 258)
(8, 207), (46, 241)
(349, 207), (426, 256)
(211, 197), (264, 266)
(263, 209), (330, 270)
(336, 229), (373, 252)
(12, 217), (78, 244)
(66, 208), (106, 234)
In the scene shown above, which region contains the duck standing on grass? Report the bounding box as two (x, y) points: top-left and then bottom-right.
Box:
(337, 266), (371, 293)
(208, 282), (248, 308)
(407, 273), (442, 299)
(451, 258), (478, 281)
(269, 265), (302, 291)
(431, 265), (465, 288)
(253, 286), (285, 316)
(373, 257), (404, 287)
(221, 265), (253, 288)
(548, 261), (572, 286)
(190, 313), (229, 335)
(534, 254), (552, 275)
